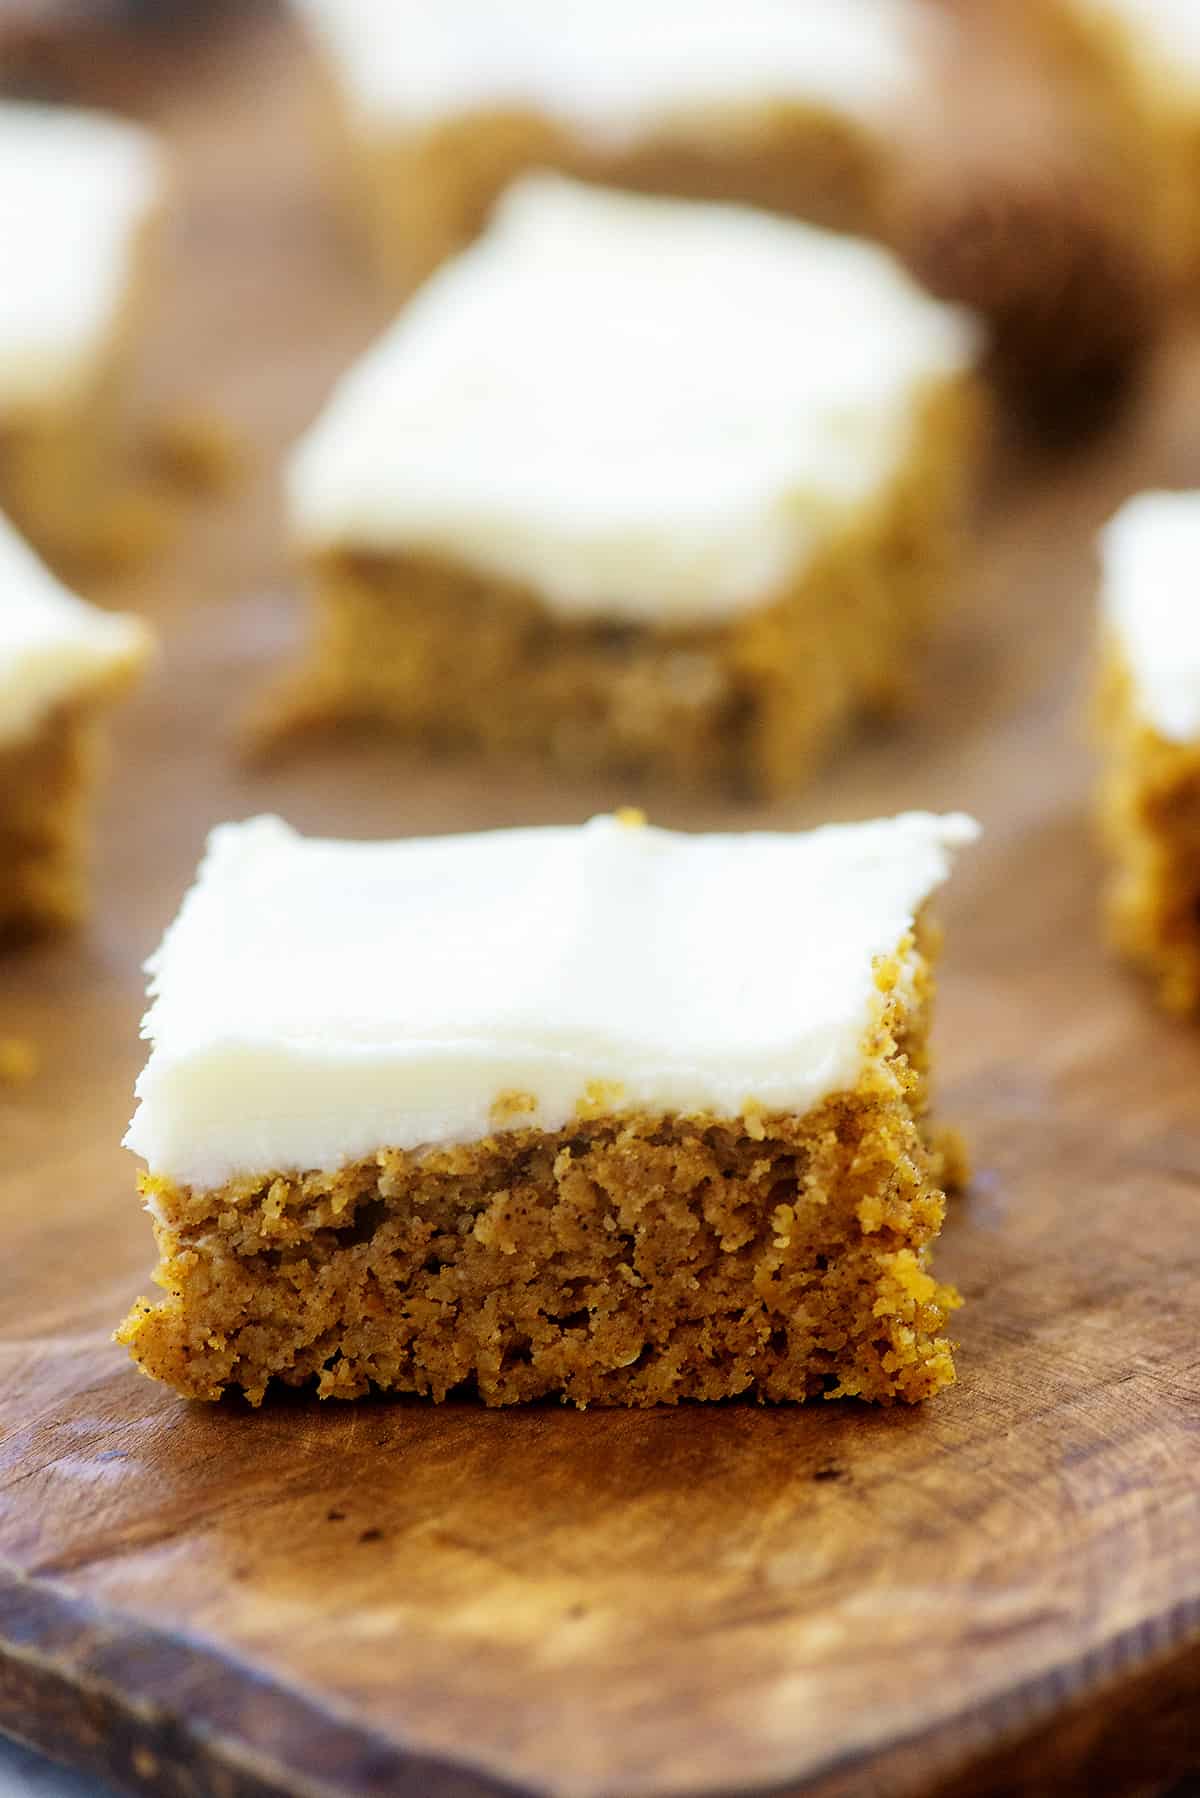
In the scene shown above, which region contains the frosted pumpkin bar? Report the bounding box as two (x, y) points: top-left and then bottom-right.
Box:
(1097, 491), (1200, 1012)
(292, 0), (939, 286)
(1034, 0), (1200, 290)
(0, 510), (150, 935)
(0, 100), (164, 565)
(280, 177), (982, 795)
(118, 809), (977, 1409)
(291, 0), (1156, 434)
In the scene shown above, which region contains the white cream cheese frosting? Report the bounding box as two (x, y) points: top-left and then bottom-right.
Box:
(1072, 0), (1200, 98)
(293, 0), (935, 146)
(1100, 490), (1200, 741)
(0, 100), (164, 412)
(0, 509), (151, 746)
(125, 810), (979, 1189)
(289, 177), (980, 626)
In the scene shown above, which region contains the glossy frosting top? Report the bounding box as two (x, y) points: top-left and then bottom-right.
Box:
(126, 809), (979, 1187)
(290, 177), (979, 625)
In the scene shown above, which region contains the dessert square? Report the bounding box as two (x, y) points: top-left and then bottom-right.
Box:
(0, 509), (151, 935)
(0, 100), (165, 566)
(279, 177), (981, 795)
(1097, 490), (1200, 1013)
(119, 809), (977, 1409)
(292, 0), (939, 288)
(291, 0), (1158, 436)
(1037, 0), (1200, 290)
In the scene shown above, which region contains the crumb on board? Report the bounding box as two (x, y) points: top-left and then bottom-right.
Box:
(932, 1125), (971, 1194)
(148, 411), (244, 496)
(0, 1039), (38, 1084)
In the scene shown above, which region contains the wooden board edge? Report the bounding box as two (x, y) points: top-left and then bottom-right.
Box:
(803, 1595), (1200, 1798)
(2, 1562), (1200, 1798)
(0, 1565), (528, 1798)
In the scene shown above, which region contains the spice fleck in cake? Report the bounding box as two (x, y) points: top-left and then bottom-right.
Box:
(0, 510), (151, 935)
(0, 100), (164, 566)
(292, 0), (939, 287)
(119, 810), (977, 1408)
(279, 177), (981, 794)
(1097, 491), (1200, 1012)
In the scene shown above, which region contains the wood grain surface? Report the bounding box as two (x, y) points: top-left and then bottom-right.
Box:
(3, 11), (1200, 1798)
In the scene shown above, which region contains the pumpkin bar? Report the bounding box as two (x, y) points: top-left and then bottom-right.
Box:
(1034, 0), (1200, 291)
(292, 0), (941, 288)
(1097, 490), (1200, 1012)
(0, 509), (151, 935)
(119, 809), (977, 1409)
(0, 99), (165, 566)
(279, 177), (981, 795)
(291, 0), (1158, 435)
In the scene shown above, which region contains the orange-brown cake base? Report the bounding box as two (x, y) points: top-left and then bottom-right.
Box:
(118, 932), (961, 1408)
(269, 380), (977, 797)
(1097, 646), (1200, 1013)
(0, 703), (102, 938)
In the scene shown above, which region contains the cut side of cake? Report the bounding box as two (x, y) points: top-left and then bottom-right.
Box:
(0, 100), (165, 566)
(0, 510), (151, 935)
(119, 809), (978, 1409)
(1097, 490), (1200, 1012)
(292, 0), (938, 287)
(278, 176), (982, 795)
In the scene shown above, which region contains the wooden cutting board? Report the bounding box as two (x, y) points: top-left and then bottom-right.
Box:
(3, 13), (1200, 1798)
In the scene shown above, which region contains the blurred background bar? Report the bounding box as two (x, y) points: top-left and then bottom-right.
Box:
(0, 0), (230, 31)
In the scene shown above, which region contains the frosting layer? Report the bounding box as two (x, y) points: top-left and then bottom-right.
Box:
(290, 177), (980, 626)
(0, 510), (151, 746)
(1101, 490), (1200, 741)
(126, 811), (979, 1189)
(0, 100), (163, 411)
(294, 0), (934, 143)
(1073, 0), (1200, 96)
